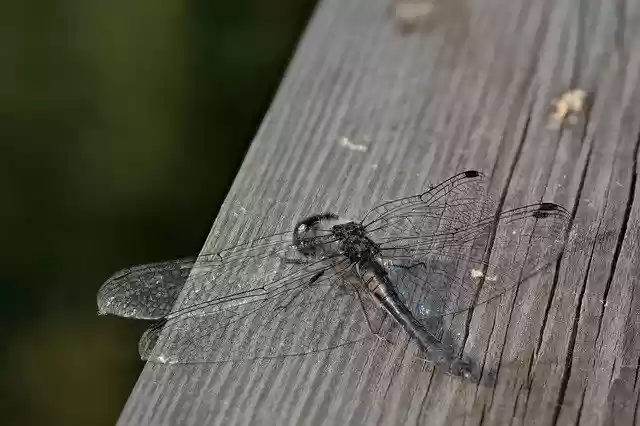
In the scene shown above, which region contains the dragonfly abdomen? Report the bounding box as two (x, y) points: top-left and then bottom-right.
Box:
(370, 273), (475, 380)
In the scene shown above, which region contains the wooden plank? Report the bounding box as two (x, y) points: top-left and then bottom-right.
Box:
(116, 0), (640, 424)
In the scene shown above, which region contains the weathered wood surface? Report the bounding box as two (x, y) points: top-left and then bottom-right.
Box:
(118, 0), (640, 424)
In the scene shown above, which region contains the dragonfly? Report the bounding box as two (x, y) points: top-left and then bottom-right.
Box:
(97, 170), (571, 381)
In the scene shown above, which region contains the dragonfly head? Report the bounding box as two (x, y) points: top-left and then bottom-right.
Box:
(293, 212), (345, 257)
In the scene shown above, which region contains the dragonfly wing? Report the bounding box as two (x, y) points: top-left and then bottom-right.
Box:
(97, 257), (196, 320)
(364, 169), (570, 263)
(143, 258), (381, 364)
(139, 319), (166, 360)
(362, 170), (493, 248)
(385, 202), (570, 347)
(96, 231), (295, 320)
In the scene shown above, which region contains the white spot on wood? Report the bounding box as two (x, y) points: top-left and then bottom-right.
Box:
(392, 0), (434, 26)
(339, 136), (368, 152)
(470, 269), (497, 281)
(549, 89), (588, 128)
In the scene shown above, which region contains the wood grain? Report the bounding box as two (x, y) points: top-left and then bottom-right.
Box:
(117, 0), (640, 424)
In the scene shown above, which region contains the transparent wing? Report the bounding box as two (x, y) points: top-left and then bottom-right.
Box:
(381, 201), (570, 347)
(97, 228), (388, 364)
(98, 232), (357, 362)
(361, 170), (493, 245)
(141, 256), (386, 364)
(97, 257), (196, 320)
(96, 231), (296, 320)
(363, 169), (569, 261)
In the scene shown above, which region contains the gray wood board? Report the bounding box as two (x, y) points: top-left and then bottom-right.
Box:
(117, 0), (640, 424)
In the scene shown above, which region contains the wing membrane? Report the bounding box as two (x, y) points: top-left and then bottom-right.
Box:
(143, 257), (381, 363)
(361, 171), (493, 238)
(97, 257), (196, 320)
(97, 232), (294, 320)
(384, 202), (570, 350)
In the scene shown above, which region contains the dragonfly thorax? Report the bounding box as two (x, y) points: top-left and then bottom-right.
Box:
(331, 222), (382, 264)
(292, 213), (381, 263)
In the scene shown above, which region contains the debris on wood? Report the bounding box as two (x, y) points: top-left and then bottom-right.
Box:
(391, 0), (435, 32)
(339, 136), (369, 152)
(470, 268), (497, 281)
(549, 89), (588, 129)
(389, 0), (471, 48)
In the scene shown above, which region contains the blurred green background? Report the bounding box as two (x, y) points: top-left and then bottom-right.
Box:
(0, 1), (316, 425)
